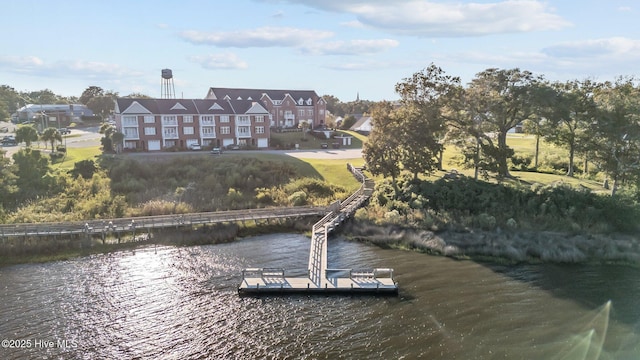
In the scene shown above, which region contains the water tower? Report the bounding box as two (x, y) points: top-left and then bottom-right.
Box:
(161, 69), (175, 99)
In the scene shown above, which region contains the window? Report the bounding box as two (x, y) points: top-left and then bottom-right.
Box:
(298, 109), (305, 117)
(255, 115), (264, 122)
(202, 126), (215, 135)
(319, 109), (325, 115)
(144, 127), (156, 135)
(221, 126), (230, 134)
(307, 109), (313, 116)
(123, 116), (137, 126)
(183, 127), (194, 135)
(220, 115), (229, 123)
(144, 115), (155, 123)
(256, 126), (265, 134)
(183, 115), (193, 123)
(237, 126), (250, 135)
(124, 128), (138, 138)
(162, 115), (177, 125)
(201, 115), (214, 124)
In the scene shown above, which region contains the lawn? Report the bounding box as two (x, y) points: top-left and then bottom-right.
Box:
(270, 129), (364, 150)
(52, 146), (102, 171)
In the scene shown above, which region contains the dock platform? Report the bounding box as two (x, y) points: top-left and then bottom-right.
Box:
(239, 164), (398, 295)
(239, 268), (398, 295)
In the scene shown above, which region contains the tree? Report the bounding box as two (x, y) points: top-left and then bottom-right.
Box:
(12, 148), (53, 201)
(99, 123), (116, 152)
(124, 92), (152, 99)
(298, 120), (309, 139)
(340, 115), (357, 130)
(590, 77), (640, 196)
(363, 102), (404, 193)
(537, 80), (599, 176)
(466, 68), (542, 178)
(112, 131), (125, 153)
(80, 86), (116, 119)
(395, 63), (461, 171)
(79, 86), (105, 105)
(0, 149), (18, 210)
(70, 159), (97, 179)
(0, 103), (10, 122)
(14, 125), (39, 147)
(395, 104), (442, 179)
(40, 127), (62, 151)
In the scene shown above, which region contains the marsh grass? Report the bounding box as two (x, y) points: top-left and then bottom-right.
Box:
(347, 221), (640, 266)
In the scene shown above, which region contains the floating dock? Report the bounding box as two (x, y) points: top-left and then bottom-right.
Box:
(239, 164), (398, 295)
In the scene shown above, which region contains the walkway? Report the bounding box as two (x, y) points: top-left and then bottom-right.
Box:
(238, 164), (398, 295)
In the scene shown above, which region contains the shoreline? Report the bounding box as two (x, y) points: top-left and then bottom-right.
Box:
(3, 219), (640, 268)
(344, 221), (640, 267)
(0, 220), (313, 268)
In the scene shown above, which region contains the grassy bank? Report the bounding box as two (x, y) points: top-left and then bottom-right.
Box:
(346, 221), (640, 266)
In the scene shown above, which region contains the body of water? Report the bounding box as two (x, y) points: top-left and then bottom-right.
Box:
(1, 233), (639, 359)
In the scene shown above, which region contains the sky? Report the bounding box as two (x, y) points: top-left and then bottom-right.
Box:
(2, 0), (640, 102)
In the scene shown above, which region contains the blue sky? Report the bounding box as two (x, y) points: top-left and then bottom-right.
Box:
(2, 0), (639, 102)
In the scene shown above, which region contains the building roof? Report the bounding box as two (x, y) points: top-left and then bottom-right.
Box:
(350, 116), (373, 131)
(114, 98), (269, 115)
(206, 87), (323, 105)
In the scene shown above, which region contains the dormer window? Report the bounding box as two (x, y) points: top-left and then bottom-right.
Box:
(306, 98), (313, 105)
(298, 98), (304, 105)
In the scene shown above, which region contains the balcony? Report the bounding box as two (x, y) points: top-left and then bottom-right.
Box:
(163, 130), (179, 139)
(123, 127), (139, 140)
(201, 131), (217, 138)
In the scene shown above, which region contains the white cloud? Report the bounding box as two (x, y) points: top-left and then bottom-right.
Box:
(324, 59), (412, 71)
(340, 20), (365, 28)
(263, 0), (570, 37)
(0, 56), (143, 78)
(301, 39), (399, 55)
(542, 37), (640, 59)
(188, 53), (249, 70)
(0, 55), (45, 71)
(179, 26), (333, 47)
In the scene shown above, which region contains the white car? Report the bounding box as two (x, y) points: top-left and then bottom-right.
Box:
(189, 143), (202, 151)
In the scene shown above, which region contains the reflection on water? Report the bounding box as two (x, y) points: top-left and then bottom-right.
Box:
(0, 233), (639, 359)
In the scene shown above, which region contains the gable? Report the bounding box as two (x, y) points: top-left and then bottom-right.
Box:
(170, 102), (187, 111)
(245, 102), (269, 114)
(209, 102), (224, 111)
(122, 101), (152, 114)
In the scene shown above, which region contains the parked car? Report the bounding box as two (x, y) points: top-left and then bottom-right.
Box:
(320, 143), (328, 149)
(227, 144), (240, 150)
(2, 136), (17, 146)
(59, 128), (71, 135)
(210, 147), (222, 155)
(189, 143), (202, 151)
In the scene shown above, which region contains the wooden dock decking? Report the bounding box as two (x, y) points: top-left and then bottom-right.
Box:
(238, 164), (398, 295)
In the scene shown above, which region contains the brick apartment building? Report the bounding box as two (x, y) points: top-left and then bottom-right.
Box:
(205, 87), (327, 129)
(114, 98), (270, 151)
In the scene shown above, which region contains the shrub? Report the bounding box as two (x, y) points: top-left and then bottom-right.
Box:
(288, 191), (308, 206)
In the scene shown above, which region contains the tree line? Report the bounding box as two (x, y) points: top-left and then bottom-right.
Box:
(0, 85), (152, 123)
(363, 64), (640, 196)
